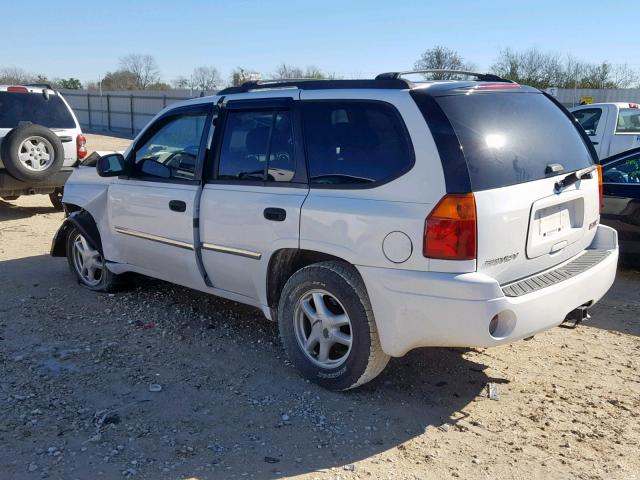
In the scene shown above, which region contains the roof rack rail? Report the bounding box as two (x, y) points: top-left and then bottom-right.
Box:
(375, 69), (513, 83)
(218, 77), (412, 95)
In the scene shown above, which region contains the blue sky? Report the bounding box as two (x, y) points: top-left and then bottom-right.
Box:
(2, 0), (637, 83)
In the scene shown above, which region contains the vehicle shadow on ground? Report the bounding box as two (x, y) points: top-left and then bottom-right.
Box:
(587, 267), (640, 337)
(0, 199), (59, 220)
(2, 255), (503, 479)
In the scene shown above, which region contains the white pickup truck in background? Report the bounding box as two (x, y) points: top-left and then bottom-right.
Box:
(570, 102), (640, 158)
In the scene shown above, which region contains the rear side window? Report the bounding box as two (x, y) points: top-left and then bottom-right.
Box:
(218, 110), (295, 182)
(301, 101), (413, 186)
(0, 92), (76, 129)
(434, 92), (593, 191)
(616, 108), (640, 134)
(573, 108), (602, 136)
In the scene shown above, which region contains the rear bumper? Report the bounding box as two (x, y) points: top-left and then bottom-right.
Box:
(358, 225), (619, 357)
(0, 168), (73, 196)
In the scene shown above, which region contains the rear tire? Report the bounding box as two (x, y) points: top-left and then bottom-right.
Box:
(65, 226), (121, 292)
(278, 261), (389, 390)
(49, 189), (64, 211)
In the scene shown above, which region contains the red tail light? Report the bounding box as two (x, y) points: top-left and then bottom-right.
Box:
(7, 86), (29, 93)
(595, 164), (603, 212)
(424, 193), (477, 260)
(76, 134), (87, 160)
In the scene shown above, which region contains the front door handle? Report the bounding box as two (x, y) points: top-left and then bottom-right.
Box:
(264, 207), (286, 221)
(169, 200), (187, 212)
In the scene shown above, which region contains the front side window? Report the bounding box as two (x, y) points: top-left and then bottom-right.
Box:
(603, 153), (640, 183)
(217, 110), (295, 182)
(133, 112), (208, 181)
(301, 101), (413, 186)
(573, 108), (602, 136)
(616, 108), (640, 134)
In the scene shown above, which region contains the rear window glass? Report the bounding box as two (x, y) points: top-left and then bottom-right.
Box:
(302, 101), (413, 186)
(616, 108), (640, 134)
(0, 92), (76, 129)
(435, 92), (593, 191)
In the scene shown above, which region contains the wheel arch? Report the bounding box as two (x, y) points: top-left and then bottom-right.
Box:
(266, 248), (357, 314)
(50, 209), (102, 257)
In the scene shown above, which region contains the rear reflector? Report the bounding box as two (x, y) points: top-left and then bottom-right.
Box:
(424, 193), (477, 260)
(76, 134), (87, 160)
(7, 86), (29, 93)
(596, 164), (603, 212)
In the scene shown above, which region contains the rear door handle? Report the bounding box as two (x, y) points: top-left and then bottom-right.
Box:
(264, 207), (286, 221)
(169, 200), (187, 212)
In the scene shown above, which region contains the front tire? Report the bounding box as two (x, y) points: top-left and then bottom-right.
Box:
(278, 261), (389, 390)
(65, 226), (121, 292)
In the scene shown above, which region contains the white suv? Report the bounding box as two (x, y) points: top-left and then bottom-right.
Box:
(0, 84), (86, 209)
(51, 71), (619, 390)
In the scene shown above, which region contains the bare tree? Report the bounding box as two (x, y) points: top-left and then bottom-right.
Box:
(0, 67), (35, 84)
(414, 46), (475, 79)
(273, 63), (304, 79)
(171, 76), (190, 89)
(191, 66), (223, 92)
(610, 64), (639, 89)
(119, 54), (160, 89)
(491, 48), (640, 89)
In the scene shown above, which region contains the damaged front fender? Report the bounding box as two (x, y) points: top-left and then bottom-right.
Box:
(50, 211), (103, 257)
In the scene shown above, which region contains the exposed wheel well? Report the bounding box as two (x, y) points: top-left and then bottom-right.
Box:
(266, 249), (351, 311)
(50, 208), (102, 257)
(64, 203), (82, 214)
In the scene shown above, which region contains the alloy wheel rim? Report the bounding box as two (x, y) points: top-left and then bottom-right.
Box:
(17, 136), (55, 171)
(294, 289), (353, 369)
(71, 233), (103, 286)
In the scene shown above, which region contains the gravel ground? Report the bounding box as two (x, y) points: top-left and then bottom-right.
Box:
(0, 134), (639, 480)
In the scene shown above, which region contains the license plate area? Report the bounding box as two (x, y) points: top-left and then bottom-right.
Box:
(538, 205), (565, 238)
(527, 193), (585, 259)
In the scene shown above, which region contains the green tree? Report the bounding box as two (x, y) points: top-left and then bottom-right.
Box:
(57, 78), (82, 89)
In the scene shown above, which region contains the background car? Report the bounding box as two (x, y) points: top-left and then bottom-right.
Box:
(601, 146), (640, 265)
(570, 103), (640, 158)
(0, 84), (86, 209)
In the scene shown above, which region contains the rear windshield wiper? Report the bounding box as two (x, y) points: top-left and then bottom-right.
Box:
(554, 165), (596, 193)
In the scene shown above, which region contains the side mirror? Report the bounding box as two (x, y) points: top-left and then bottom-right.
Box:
(96, 153), (127, 177)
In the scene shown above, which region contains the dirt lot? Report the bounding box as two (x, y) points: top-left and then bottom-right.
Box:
(1, 134), (639, 480)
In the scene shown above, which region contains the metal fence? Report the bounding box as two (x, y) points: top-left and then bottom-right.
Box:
(58, 89), (214, 135)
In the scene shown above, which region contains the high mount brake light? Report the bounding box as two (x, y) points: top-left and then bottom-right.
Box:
(474, 83), (521, 90)
(76, 134), (87, 160)
(629, 103), (639, 109)
(423, 193), (477, 261)
(7, 86), (29, 93)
